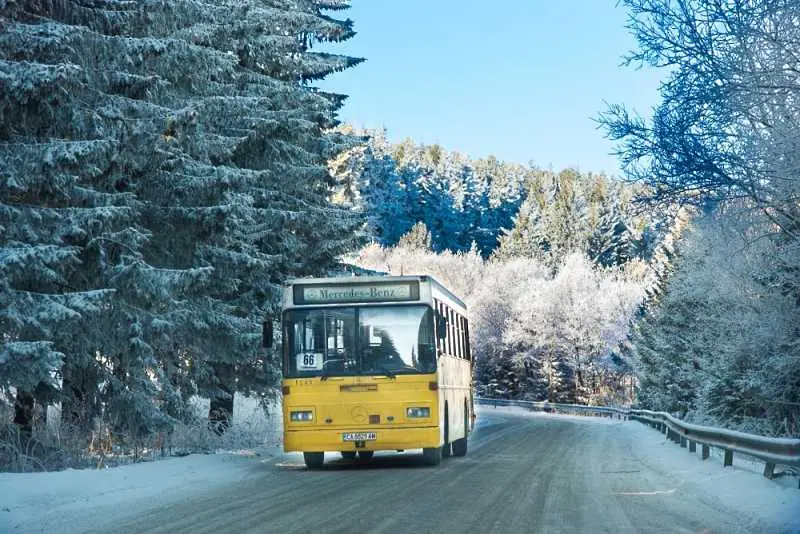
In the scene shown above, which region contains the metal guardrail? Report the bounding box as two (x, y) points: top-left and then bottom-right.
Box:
(629, 409), (800, 481)
(475, 397), (627, 418)
(475, 397), (800, 485)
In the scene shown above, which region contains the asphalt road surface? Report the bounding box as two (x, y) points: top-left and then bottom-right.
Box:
(106, 408), (772, 534)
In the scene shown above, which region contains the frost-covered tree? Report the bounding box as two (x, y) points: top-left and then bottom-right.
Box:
(329, 128), (414, 244)
(496, 169), (659, 271)
(601, 0), (800, 232)
(602, 1), (800, 435)
(502, 254), (645, 404)
(397, 222), (433, 251)
(471, 259), (550, 399)
(354, 244), (646, 404)
(1, 0), (363, 440)
(546, 170), (591, 259)
(587, 194), (633, 268)
(630, 209), (800, 435)
(495, 186), (552, 262)
(330, 132), (527, 256)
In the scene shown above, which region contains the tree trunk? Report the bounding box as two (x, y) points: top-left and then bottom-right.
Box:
(208, 363), (235, 435)
(13, 390), (35, 436)
(61, 365), (95, 433)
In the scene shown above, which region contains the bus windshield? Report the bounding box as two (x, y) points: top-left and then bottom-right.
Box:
(284, 305), (437, 377)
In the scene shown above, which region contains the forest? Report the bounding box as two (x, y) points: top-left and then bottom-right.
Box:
(1, 0), (798, 471)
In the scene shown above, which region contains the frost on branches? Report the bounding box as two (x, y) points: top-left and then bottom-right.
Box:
(601, 0), (800, 436)
(355, 244), (647, 405)
(1, 0), (363, 448)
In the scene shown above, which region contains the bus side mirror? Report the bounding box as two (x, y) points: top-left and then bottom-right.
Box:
(262, 321), (273, 349)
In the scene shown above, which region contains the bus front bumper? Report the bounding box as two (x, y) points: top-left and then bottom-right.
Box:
(284, 425), (440, 453)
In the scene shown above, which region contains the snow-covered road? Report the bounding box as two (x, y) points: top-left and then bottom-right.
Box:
(2, 406), (798, 533)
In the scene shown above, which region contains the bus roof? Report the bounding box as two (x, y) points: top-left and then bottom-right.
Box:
(285, 274), (467, 310)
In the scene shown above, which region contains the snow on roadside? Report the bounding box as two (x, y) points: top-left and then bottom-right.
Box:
(623, 418), (800, 533)
(2, 404), (798, 533)
(1, 449), (281, 533)
(480, 404), (800, 533)
(1, 394), (283, 534)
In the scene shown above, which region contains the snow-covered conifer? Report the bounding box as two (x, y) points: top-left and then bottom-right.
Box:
(1, 0), (363, 438)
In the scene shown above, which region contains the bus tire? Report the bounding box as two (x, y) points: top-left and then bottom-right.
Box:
(303, 452), (324, 469)
(422, 446), (441, 466)
(452, 402), (469, 457)
(341, 451), (357, 460)
(452, 437), (467, 456)
(357, 450), (374, 460)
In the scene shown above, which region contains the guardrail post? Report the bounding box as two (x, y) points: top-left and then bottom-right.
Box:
(763, 462), (775, 480)
(723, 449), (733, 467)
(624, 402), (800, 481)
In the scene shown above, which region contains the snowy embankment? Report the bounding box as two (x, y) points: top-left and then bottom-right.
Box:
(1, 394), (284, 533)
(630, 421), (800, 532)
(2, 405), (798, 534)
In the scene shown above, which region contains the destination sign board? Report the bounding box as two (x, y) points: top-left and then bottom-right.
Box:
(293, 281), (419, 305)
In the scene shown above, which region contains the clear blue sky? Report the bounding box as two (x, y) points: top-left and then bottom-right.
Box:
(317, 1), (664, 177)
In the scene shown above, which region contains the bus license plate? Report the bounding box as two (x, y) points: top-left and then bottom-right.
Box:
(342, 432), (377, 442)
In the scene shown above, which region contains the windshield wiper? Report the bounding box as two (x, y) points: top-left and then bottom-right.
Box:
(374, 365), (396, 379)
(319, 359), (339, 381)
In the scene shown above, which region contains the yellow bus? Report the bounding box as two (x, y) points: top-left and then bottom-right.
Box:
(274, 275), (474, 468)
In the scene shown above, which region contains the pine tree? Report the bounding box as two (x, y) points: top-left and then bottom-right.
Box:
(397, 222), (433, 251)
(545, 170), (590, 260)
(587, 195), (633, 268)
(495, 187), (552, 261)
(332, 135), (530, 256)
(1, 0), (363, 441)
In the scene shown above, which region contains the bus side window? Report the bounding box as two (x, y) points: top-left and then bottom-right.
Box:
(455, 311), (460, 358)
(435, 302), (446, 353)
(460, 314), (466, 359)
(441, 305), (449, 356)
(463, 316), (468, 360)
(455, 314), (462, 359)
(448, 308), (455, 357)
(460, 316), (466, 360)
(446, 307), (452, 357)
(464, 318), (472, 360)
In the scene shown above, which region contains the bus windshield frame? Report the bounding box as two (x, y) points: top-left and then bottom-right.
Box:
(282, 304), (437, 378)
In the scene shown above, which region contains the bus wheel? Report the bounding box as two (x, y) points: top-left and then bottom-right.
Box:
(341, 451), (357, 460)
(422, 446), (441, 466)
(303, 452), (324, 469)
(357, 450), (374, 460)
(452, 437), (467, 456)
(452, 403), (469, 457)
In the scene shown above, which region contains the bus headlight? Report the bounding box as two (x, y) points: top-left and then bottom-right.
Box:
(406, 407), (430, 418)
(290, 410), (314, 422)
